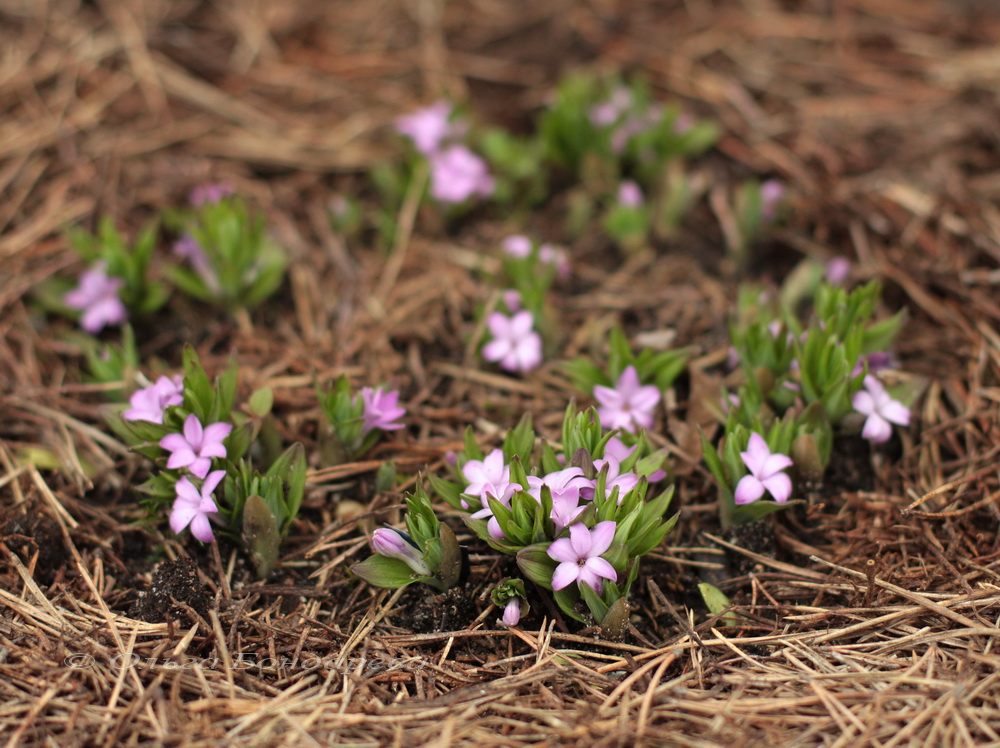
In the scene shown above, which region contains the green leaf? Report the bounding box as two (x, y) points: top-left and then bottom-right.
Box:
(248, 387), (273, 417)
(516, 543), (556, 589)
(698, 582), (739, 627)
(351, 555), (422, 589)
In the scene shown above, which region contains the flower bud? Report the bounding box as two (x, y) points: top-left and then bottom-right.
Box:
(371, 529), (431, 576)
(502, 599), (522, 627)
(791, 433), (824, 482)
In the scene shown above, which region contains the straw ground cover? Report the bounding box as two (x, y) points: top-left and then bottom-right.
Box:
(3, 0), (1000, 745)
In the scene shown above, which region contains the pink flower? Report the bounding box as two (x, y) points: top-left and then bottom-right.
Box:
(371, 528), (431, 576)
(852, 375), (909, 444)
(538, 244), (571, 280)
(461, 449), (514, 506)
(189, 182), (234, 206)
(360, 387), (406, 434)
(760, 179), (786, 222)
(170, 470), (224, 542)
(528, 467), (591, 532)
(64, 262), (127, 334)
(589, 88), (632, 127)
(396, 101), (461, 156)
(483, 310), (543, 373)
(583, 455), (639, 502)
(601, 436), (666, 483)
(160, 414), (233, 478)
(547, 521), (618, 593)
(173, 234), (220, 292)
(825, 257), (851, 285)
(123, 375), (184, 424)
(593, 366), (660, 433)
(734, 433), (793, 505)
(501, 235), (532, 258)
(502, 599), (522, 627)
(429, 145), (494, 203)
(471, 492), (513, 540)
(618, 180), (644, 207)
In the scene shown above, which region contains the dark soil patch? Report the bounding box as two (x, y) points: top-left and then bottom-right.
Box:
(393, 583), (481, 633)
(129, 557), (211, 624)
(0, 511), (66, 585)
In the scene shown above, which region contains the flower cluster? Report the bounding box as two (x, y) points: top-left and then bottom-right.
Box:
(113, 348), (305, 578)
(365, 407), (679, 636)
(396, 101), (494, 204)
(704, 274), (913, 527)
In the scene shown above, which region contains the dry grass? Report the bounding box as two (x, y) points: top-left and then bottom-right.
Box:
(3, 0), (1000, 745)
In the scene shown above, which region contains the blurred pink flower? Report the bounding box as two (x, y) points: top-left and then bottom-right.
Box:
(360, 387), (406, 433)
(853, 375), (909, 444)
(396, 101), (462, 156)
(429, 145), (494, 203)
(594, 366), (660, 433)
(123, 375), (184, 424)
(64, 262), (127, 334)
(483, 310), (542, 373)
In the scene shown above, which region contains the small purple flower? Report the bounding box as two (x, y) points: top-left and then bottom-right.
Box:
(483, 310), (543, 373)
(461, 449), (515, 507)
(501, 234), (532, 258)
(502, 289), (522, 312)
(502, 598), (522, 627)
(123, 375), (184, 424)
(617, 180), (644, 208)
(173, 234), (220, 292)
(189, 182), (234, 207)
(852, 375), (910, 444)
(538, 244), (571, 280)
(825, 257), (852, 286)
(371, 528), (431, 576)
(589, 87), (632, 127)
(760, 179), (786, 222)
(429, 145), (494, 203)
(160, 414), (233, 478)
(396, 101), (461, 156)
(360, 387), (406, 434)
(64, 262), (127, 334)
(602, 436), (666, 483)
(170, 470), (224, 543)
(471, 492), (513, 540)
(852, 351), (895, 378)
(528, 467), (590, 532)
(584, 455), (639, 503)
(593, 366), (661, 433)
(547, 521), (618, 593)
(734, 433), (793, 505)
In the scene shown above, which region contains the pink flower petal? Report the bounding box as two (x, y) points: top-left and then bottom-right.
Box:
(170, 501), (198, 535)
(588, 521), (617, 556)
(761, 472), (792, 503)
(551, 563), (579, 591)
(188, 513), (215, 543)
(166, 449), (196, 470)
(734, 475), (765, 505)
(182, 414), (204, 446)
(547, 537), (578, 564)
(862, 414), (892, 443)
